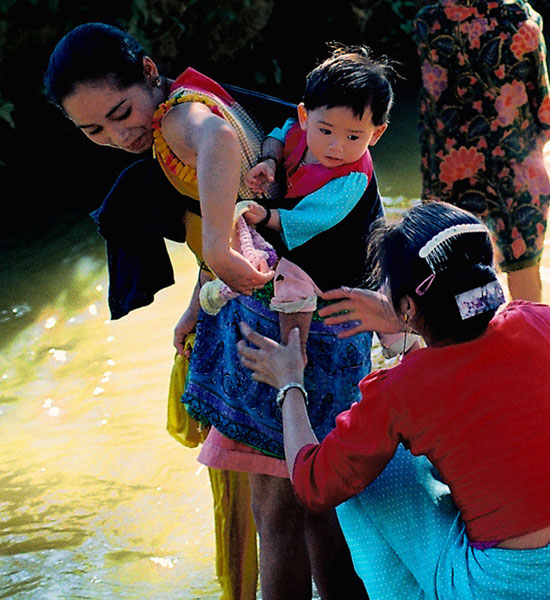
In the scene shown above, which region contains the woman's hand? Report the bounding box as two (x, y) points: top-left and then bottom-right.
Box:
(174, 308), (198, 357)
(319, 287), (402, 338)
(207, 248), (274, 295)
(237, 322), (305, 390)
(173, 274), (206, 355)
(239, 322), (317, 477)
(165, 103), (273, 295)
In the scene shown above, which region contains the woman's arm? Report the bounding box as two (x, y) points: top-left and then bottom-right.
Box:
(162, 102), (274, 294)
(319, 287), (403, 337)
(237, 323), (316, 472)
(280, 387), (318, 476)
(173, 268), (212, 355)
(237, 321), (396, 510)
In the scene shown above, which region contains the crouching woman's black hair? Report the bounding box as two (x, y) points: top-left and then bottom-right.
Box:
(368, 201), (503, 344)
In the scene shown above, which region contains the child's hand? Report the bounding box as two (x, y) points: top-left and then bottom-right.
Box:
(243, 201), (269, 226)
(245, 160), (276, 194)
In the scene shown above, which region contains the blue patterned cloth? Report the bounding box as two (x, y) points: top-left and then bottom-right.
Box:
(337, 445), (550, 599)
(183, 290), (372, 458)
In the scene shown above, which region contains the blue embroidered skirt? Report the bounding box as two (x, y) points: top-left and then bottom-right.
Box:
(183, 291), (372, 458)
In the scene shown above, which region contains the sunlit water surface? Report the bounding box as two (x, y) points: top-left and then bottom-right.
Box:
(0, 208), (416, 600)
(2, 97), (549, 599)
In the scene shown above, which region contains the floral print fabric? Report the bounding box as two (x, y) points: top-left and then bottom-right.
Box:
(415, 0), (550, 271)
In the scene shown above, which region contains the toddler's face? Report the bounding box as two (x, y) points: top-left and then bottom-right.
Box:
(298, 104), (387, 168)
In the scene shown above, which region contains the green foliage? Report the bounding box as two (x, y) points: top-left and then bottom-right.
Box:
(125, 0), (276, 74)
(0, 95), (14, 128)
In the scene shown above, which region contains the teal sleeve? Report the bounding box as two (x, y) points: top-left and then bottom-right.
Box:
(279, 172), (369, 250)
(267, 118), (297, 143)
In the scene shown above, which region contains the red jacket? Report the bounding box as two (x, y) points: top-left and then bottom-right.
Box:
(293, 301), (550, 542)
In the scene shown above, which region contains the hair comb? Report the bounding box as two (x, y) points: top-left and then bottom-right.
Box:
(418, 223), (488, 273)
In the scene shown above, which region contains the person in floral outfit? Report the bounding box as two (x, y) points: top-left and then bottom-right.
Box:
(414, 0), (550, 301)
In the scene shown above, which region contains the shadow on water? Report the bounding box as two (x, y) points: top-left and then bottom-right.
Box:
(0, 211), (107, 353)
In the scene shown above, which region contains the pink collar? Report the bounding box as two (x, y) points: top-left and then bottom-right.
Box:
(283, 122), (373, 198)
(169, 67), (235, 107)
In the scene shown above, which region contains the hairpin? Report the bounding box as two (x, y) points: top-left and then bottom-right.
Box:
(455, 280), (505, 320)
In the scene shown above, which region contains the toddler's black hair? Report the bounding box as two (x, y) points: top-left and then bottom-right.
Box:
(302, 43), (398, 125)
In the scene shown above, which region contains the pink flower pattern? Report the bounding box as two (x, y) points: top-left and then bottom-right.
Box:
(415, 0), (550, 269)
(511, 19), (541, 60)
(459, 17), (492, 49)
(494, 80), (528, 126)
(421, 60), (448, 100)
(439, 146), (485, 186)
(540, 96), (550, 125)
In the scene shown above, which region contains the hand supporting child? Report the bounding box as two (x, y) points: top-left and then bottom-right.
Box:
(319, 287), (404, 338)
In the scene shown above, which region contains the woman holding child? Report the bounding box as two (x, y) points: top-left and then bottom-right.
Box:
(182, 45), (395, 600)
(44, 21), (270, 600)
(44, 22), (372, 600)
(239, 200), (550, 599)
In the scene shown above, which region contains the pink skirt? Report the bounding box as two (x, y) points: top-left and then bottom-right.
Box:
(198, 427), (289, 478)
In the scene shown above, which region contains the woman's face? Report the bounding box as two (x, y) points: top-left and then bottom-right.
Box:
(62, 76), (161, 154)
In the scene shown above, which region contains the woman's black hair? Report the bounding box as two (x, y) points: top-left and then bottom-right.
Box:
(302, 43), (399, 125)
(44, 22), (146, 109)
(368, 201), (501, 344)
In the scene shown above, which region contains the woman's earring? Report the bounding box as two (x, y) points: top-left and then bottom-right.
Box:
(400, 314), (409, 361)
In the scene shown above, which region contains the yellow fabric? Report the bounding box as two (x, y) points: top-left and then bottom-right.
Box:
(167, 336), (258, 599)
(153, 138), (200, 200)
(167, 335), (208, 447)
(209, 468), (259, 600)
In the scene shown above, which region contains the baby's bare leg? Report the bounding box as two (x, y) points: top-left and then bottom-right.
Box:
(279, 311), (313, 365)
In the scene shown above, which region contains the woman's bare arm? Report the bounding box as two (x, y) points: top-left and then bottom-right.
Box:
(162, 102), (274, 294)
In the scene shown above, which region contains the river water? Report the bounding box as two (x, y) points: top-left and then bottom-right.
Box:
(1, 96), (549, 599)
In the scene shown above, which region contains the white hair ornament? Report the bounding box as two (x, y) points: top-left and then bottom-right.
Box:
(415, 223), (489, 296)
(418, 223), (488, 271)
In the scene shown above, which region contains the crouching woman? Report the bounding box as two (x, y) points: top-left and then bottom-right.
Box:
(238, 200), (550, 600)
